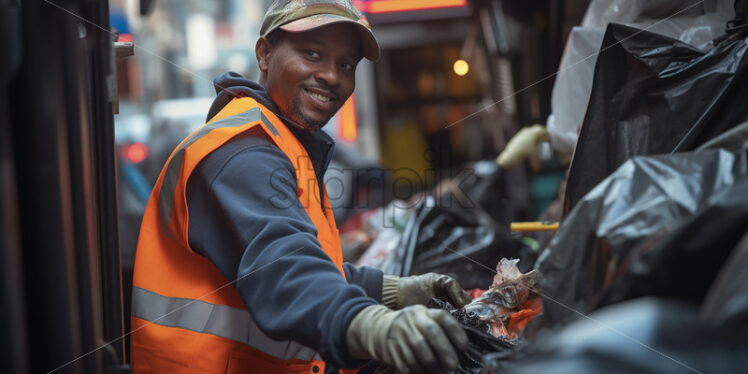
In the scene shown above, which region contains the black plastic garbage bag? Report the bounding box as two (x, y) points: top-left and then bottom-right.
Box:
(536, 144), (748, 328)
(486, 230), (748, 373)
(382, 197), (532, 290)
(565, 23), (748, 212)
(701, 231), (748, 327)
(489, 298), (748, 374)
(435, 160), (531, 227)
(595, 184), (748, 309)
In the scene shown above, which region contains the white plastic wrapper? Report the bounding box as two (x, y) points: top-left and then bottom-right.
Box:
(355, 228), (402, 269)
(581, 0), (720, 27)
(547, 26), (605, 155)
(547, 0), (735, 155)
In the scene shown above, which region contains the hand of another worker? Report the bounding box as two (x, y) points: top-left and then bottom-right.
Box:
(346, 304), (468, 374)
(382, 273), (472, 310)
(496, 124), (550, 172)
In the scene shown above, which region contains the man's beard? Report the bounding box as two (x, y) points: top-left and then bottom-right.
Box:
(288, 94), (330, 131)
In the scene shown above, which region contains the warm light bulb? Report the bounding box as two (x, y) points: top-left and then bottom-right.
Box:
(453, 59), (469, 76)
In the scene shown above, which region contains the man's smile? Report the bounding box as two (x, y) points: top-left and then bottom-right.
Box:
(301, 86), (340, 116)
(303, 87), (336, 103)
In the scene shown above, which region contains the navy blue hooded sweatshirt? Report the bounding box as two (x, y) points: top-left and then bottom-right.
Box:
(185, 72), (382, 368)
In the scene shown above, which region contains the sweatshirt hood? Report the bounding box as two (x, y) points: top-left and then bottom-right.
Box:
(206, 71), (280, 122)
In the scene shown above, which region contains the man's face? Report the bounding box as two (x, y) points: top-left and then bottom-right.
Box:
(258, 23), (362, 130)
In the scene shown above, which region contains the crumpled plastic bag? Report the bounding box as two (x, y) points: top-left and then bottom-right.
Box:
(489, 298), (748, 374)
(594, 183), (748, 310)
(547, 0), (735, 155)
(380, 197), (533, 290)
(536, 143), (748, 329)
(462, 259), (542, 339)
(701, 231), (748, 326)
(356, 159), (535, 289)
(564, 24), (748, 211)
(426, 298), (521, 374)
(363, 258), (543, 374)
(422, 258), (539, 373)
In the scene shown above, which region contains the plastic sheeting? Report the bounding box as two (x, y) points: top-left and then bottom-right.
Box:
(492, 299), (748, 374)
(547, 0), (735, 155)
(564, 24), (748, 211)
(536, 144), (748, 329)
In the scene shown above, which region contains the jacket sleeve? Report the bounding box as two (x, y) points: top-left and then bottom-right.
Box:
(343, 263), (383, 302)
(185, 132), (377, 368)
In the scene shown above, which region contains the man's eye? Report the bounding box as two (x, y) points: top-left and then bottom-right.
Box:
(305, 50), (320, 58)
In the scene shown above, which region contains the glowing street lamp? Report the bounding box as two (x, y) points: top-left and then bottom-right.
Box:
(453, 59), (469, 76)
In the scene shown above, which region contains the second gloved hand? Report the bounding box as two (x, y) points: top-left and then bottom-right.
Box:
(496, 124), (550, 172)
(346, 304), (469, 374)
(382, 273), (472, 310)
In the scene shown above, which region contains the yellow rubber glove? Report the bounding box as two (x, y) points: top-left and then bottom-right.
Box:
(496, 124), (550, 172)
(381, 273), (472, 310)
(346, 304), (468, 373)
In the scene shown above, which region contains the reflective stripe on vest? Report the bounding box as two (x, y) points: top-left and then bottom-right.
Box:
(158, 107), (279, 231)
(131, 286), (323, 362)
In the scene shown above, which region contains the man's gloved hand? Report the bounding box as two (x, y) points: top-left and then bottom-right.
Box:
(346, 304), (468, 374)
(382, 273), (472, 310)
(496, 124), (550, 172)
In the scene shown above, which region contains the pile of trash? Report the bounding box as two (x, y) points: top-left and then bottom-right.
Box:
(461, 259), (542, 339)
(426, 258), (541, 373)
(360, 258), (541, 374)
(354, 2), (748, 372)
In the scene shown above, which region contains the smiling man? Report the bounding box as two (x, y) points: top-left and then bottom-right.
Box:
(259, 25), (362, 130)
(130, 1), (470, 373)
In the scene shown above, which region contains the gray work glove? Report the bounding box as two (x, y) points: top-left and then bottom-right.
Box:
(346, 304), (468, 373)
(382, 273), (472, 310)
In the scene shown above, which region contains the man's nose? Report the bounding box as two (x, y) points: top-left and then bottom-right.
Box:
(314, 61), (340, 88)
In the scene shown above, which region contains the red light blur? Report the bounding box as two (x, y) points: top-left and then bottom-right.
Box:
(118, 33), (134, 43)
(353, 0), (467, 14)
(126, 142), (148, 164)
(338, 95), (358, 142)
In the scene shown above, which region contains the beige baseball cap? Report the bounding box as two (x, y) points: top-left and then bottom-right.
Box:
(260, 0), (380, 61)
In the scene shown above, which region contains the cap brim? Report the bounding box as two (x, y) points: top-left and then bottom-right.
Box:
(279, 15), (380, 61)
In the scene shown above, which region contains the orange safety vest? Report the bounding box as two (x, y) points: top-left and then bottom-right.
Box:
(130, 97), (346, 373)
